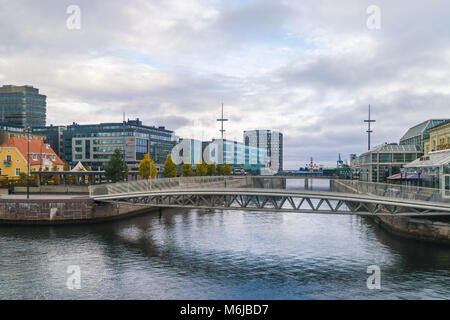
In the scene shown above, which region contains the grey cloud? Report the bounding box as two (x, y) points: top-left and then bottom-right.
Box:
(1, 0), (450, 169)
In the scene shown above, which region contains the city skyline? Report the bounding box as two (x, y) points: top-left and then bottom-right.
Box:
(1, 1), (450, 168)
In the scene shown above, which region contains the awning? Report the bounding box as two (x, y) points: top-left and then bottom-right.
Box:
(70, 161), (87, 172)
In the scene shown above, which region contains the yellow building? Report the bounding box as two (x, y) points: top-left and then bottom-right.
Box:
(424, 120), (450, 155)
(0, 137), (64, 180)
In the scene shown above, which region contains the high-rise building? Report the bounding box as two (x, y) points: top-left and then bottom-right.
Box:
(0, 85), (46, 127)
(63, 118), (176, 170)
(243, 130), (283, 175)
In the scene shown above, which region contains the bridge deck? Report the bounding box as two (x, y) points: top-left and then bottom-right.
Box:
(93, 187), (450, 216)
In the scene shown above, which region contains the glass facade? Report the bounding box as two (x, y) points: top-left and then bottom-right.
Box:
(0, 85), (46, 127)
(63, 118), (175, 169)
(31, 125), (66, 159)
(359, 144), (422, 182)
(171, 138), (269, 172)
(243, 130), (283, 174)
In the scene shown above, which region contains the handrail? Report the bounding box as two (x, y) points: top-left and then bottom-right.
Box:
(89, 176), (246, 197)
(337, 180), (448, 203)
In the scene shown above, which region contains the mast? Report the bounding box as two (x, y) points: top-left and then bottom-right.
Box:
(216, 103), (228, 140)
(364, 105), (376, 150)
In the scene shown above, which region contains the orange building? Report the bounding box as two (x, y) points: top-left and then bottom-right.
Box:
(0, 137), (65, 179)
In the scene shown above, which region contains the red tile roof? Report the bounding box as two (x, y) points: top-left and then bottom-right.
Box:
(1, 137), (65, 166)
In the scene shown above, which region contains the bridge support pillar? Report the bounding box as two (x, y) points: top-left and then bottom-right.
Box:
(304, 178), (309, 190)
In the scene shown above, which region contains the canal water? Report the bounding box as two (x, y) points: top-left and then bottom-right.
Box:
(0, 179), (449, 299)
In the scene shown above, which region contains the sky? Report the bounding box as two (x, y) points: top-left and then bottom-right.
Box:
(1, 0), (450, 168)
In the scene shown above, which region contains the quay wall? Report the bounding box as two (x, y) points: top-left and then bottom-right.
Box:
(0, 198), (156, 224)
(331, 180), (450, 245)
(14, 186), (89, 194)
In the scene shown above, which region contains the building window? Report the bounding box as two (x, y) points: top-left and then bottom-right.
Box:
(405, 153), (417, 162)
(15, 168), (20, 176)
(379, 153), (392, 163)
(393, 153), (404, 163)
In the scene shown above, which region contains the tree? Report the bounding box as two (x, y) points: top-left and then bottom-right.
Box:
(181, 163), (194, 177)
(163, 154), (178, 178)
(138, 153), (152, 179)
(42, 167), (52, 185)
(216, 164), (224, 175)
(195, 160), (208, 176)
(18, 172), (28, 186)
(104, 148), (129, 182)
(206, 162), (216, 176)
(64, 163), (76, 185)
(51, 164), (60, 184)
(223, 163), (232, 176)
(150, 159), (158, 178)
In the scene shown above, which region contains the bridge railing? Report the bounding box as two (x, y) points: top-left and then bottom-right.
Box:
(336, 180), (448, 203)
(89, 176), (247, 198)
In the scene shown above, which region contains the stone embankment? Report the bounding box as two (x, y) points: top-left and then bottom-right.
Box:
(0, 195), (156, 224)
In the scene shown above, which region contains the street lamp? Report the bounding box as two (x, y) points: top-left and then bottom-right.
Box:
(25, 126), (31, 199)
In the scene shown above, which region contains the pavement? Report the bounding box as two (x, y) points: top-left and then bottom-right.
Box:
(0, 193), (89, 200)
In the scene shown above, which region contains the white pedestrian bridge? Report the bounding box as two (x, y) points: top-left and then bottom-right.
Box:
(89, 176), (450, 217)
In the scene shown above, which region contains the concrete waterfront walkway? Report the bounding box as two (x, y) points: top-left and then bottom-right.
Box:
(0, 193), (88, 200)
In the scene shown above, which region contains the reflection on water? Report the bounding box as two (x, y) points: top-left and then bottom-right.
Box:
(0, 179), (449, 299)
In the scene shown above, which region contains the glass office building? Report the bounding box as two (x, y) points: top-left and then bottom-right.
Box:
(0, 85), (46, 127)
(63, 118), (176, 170)
(243, 130), (283, 174)
(171, 138), (268, 172)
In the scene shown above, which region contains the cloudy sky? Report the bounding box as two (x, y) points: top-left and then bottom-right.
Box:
(1, 0), (449, 168)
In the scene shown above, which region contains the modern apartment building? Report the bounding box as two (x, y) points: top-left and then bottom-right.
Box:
(243, 130), (283, 175)
(63, 118), (176, 170)
(0, 85), (46, 127)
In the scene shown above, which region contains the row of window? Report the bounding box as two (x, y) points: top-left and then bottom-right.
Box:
(361, 153), (420, 164)
(70, 131), (172, 140)
(0, 168), (20, 176)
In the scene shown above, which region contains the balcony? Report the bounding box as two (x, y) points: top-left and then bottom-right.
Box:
(3, 160), (11, 166)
